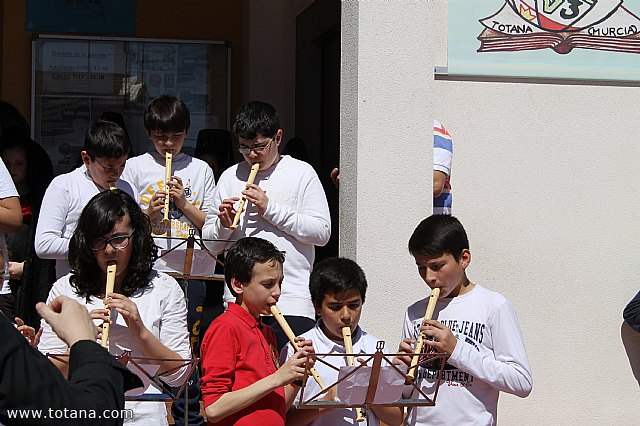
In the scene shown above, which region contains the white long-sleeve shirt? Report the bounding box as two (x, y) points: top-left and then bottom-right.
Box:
(38, 271), (191, 426)
(403, 284), (532, 426)
(34, 165), (137, 278)
(122, 151), (215, 249)
(202, 155), (331, 318)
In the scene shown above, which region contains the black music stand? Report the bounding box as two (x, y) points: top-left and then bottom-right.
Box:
(47, 352), (199, 401)
(296, 341), (447, 422)
(153, 229), (232, 282)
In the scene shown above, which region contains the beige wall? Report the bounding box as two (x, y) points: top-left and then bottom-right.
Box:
(342, 0), (640, 424)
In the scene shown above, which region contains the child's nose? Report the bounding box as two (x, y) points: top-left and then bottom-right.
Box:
(340, 306), (351, 321)
(272, 283), (281, 299)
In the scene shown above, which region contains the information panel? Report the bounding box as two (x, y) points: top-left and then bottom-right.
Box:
(32, 36), (230, 175)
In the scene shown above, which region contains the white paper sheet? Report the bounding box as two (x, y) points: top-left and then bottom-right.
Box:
(336, 365), (407, 405)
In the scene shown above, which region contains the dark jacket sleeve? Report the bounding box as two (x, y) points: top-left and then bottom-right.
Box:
(0, 313), (142, 425)
(623, 291), (640, 333)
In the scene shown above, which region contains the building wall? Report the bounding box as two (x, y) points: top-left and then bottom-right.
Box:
(342, 1), (640, 424)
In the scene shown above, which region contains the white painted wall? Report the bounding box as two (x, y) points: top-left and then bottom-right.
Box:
(341, 0), (640, 424)
(340, 0), (434, 358)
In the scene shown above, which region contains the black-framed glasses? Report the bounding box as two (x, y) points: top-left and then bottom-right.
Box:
(91, 230), (136, 251)
(238, 136), (275, 155)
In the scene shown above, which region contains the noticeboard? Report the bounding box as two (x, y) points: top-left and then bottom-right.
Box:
(32, 35), (231, 175)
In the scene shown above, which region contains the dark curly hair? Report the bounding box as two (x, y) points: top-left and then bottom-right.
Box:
(69, 189), (158, 300)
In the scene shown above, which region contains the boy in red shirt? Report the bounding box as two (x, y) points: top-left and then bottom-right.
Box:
(200, 237), (314, 425)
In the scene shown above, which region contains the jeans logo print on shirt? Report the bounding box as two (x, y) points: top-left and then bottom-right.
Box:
(413, 318), (483, 387)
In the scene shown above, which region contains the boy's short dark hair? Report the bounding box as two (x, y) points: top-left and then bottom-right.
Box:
(224, 237), (285, 296)
(144, 95), (191, 133)
(232, 101), (280, 140)
(408, 215), (469, 262)
(309, 257), (368, 308)
(83, 120), (130, 159)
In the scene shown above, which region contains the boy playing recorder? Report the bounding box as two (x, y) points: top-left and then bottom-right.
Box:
(395, 215), (532, 425)
(200, 237), (314, 426)
(281, 257), (401, 426)
(35, 120), (136, 279)
(122, 95), (215, 426)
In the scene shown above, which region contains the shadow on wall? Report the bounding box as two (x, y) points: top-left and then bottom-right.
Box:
(621, 321), (640, 385)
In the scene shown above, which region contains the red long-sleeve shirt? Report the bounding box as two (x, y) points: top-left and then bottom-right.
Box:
(200, 302), (285, 425)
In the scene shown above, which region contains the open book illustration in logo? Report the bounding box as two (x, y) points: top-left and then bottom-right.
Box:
(478, 0), (640, 54)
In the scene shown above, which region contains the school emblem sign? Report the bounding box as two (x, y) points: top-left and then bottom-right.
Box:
(479, 0), (640, 53)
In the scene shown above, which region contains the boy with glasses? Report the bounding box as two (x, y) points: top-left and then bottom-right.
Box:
(122, 95), (215, 426)
(203, 100), (331, 350)
(35, 120), (137, 279)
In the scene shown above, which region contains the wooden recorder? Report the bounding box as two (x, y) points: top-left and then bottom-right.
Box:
(406, 287), (440, 380)
(230, 163), (260, 230)
(101, 262), (117, 348)
(163, 152), (173, 222)
(269, 304), (326, 389)
(342, 326), (365, 422)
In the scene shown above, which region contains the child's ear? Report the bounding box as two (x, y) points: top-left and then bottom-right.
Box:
(80, 151), (91, 167)
(459, 249), (471, 269)
(313, 301), (322, 317)
(231, 277), (244, 295)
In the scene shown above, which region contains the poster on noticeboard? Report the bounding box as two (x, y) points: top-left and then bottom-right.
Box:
(33, 37), (229, 175)
(448, 0), (640, 81)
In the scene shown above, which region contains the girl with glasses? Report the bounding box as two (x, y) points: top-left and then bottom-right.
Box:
(38, 189), (191, 426)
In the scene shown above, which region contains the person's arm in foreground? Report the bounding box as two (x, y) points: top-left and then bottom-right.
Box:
(0, 296), (142, 425)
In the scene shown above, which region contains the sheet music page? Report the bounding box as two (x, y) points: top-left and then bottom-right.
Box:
(124, 362), (161, 397)
(336, 365), (407, 404)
